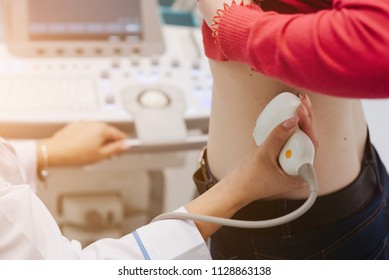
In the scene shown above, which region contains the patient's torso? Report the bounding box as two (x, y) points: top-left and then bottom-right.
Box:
(207, 61), (367, 199)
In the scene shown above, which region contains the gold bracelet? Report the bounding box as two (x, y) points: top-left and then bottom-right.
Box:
(39, 142), (49, 186)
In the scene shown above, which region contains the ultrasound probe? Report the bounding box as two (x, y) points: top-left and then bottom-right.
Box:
(152, 92), (318, 228)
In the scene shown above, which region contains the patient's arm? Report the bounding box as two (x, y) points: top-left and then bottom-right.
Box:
(198, 0), (389, 98)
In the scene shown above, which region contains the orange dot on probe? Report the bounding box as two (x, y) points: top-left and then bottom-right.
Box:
(285, 149), (292, 159)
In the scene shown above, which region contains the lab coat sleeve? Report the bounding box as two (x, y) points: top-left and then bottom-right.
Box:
(0, 183), (211, 260)
(79, 207), (212, 260)
(0, 183), (73, 259)
(8, 140), (37, 191)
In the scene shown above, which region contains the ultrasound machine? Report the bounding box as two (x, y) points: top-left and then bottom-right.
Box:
(0, 0), (210, 146)
(0, 0), (211, 245)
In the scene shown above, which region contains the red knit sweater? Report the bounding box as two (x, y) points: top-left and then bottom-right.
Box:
(202, 0), (389, 99)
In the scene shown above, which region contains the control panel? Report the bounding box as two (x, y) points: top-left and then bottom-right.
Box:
(0, 25), (212, 144)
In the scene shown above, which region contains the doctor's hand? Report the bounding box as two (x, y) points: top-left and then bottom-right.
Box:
(237, 95), (317, 203)
(197, 0), (253, 27)
(185, 100), (317, 239)
(227, 109), (317, 206)
(38, 121), (129, 168)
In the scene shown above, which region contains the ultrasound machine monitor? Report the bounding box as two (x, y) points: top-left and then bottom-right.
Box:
(1, 0), (165, 57)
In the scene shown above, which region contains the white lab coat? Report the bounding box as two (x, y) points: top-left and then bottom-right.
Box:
(0, 139), (211, 260)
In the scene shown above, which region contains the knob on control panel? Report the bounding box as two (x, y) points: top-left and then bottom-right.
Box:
(122, 84), (186, 144)
(138, 89), (170, 108)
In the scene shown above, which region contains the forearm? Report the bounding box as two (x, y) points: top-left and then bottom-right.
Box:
(36, 139), (54, 181)
(213, 0), (389, 98)
(185, 172), (248, 240)
(36, 137), (70, 183)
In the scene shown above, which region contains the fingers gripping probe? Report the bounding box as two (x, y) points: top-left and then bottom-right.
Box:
(152, 92), (318, 228)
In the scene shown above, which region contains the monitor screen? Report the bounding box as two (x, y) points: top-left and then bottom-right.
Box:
(28, 0), (142, 42)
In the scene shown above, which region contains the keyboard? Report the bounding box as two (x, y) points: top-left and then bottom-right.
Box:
(0, 76), (98, 111)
